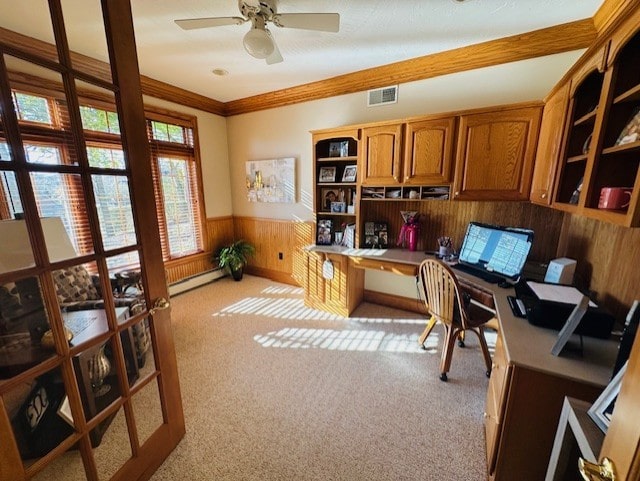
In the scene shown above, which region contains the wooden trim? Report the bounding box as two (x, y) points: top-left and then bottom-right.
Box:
(224, 20), (596, 116)
(0, 26), (225, 116)
(593, 0), (637, 33)
(1, 18), (597, 118)
(140, 76), (226, 116)
(245, 265), (299, 286)
(363, 290), (428, 316)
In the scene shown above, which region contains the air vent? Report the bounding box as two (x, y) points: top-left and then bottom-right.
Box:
(367, 85), (398, 107)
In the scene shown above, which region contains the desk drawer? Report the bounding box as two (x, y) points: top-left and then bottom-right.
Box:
(351, 257), (417, 276)
(488, 334), (510, 418)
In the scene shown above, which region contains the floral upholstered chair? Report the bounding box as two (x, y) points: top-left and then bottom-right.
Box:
(52, 265), (151, 366)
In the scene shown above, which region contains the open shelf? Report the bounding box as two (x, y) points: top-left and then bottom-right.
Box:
(361, 185), (450, 201)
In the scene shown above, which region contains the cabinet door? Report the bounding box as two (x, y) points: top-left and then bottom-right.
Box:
(360, 124), (404, 185)
(530, 82), (571, 205)
(403, 117), (456, 184)
(453, 106), (542, 201)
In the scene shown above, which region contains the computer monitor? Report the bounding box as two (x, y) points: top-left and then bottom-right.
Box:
(458, 222), (534, 281)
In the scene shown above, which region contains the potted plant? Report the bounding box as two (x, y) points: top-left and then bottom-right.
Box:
(216, 240), (255, 281)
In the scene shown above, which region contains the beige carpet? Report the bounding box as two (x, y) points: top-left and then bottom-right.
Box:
(151, 275), (494, 481)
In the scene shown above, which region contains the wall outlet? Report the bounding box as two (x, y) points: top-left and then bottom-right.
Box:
(278, 252), (283, 260)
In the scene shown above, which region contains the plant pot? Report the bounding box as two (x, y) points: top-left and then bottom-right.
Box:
(230, 267), (244, 281)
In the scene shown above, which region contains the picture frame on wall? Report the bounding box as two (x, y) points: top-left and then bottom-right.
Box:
(342, 165), (357, 182)
(318, 166), (337, 183)
(316, 219), (333, 245)
(587, 361), (627, 433)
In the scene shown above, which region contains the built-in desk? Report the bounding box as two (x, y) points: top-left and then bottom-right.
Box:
(302, 245), (618, 480)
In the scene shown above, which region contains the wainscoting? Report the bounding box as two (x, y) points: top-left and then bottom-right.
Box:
(166, 206), (638, 321)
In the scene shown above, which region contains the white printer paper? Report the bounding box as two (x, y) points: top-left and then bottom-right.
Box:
(526, 281), (597, 308)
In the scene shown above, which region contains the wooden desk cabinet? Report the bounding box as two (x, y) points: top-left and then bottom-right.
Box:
(485, 294), (617, 481)
(303, 249), (364, 317)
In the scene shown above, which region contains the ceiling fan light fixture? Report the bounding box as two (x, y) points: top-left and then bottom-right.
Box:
(243, 27), (274, 59)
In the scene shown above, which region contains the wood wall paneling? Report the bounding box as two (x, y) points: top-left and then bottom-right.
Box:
(233, 216), (314, 286)
(362, 200), (564, 262)
(557, 213), (640, 319)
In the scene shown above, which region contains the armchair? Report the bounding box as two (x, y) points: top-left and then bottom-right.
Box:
(53, 265), (151, 366)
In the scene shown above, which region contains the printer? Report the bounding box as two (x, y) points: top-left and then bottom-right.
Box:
(515, 281), (615, 339)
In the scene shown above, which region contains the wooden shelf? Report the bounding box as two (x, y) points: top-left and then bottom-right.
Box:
(614, 83), (640, 104)
(573, 109), (598, 126)
(317, 156), (358, 162)
(602, 140), (640, 155)
(566, 154), (588, 163)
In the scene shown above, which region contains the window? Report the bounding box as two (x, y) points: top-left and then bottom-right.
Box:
(12, 91), (53, 125)
(0, 91), (204, 269)
(149, 120), (202, 260)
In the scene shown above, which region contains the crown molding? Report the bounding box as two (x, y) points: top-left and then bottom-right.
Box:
(223, 19), (596, 116)
(1, 18), (597, 118)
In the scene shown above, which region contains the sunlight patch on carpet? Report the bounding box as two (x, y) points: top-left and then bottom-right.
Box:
(212, 296), (426, 326)
(254, 327), (434, 353)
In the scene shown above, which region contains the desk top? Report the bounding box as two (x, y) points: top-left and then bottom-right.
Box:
(306, 245), (618, 388)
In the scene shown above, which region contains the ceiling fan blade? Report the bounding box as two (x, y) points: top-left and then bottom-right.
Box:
(272, 13), (340, 32)
(175, 16), (246, 30)
(265, 35), (283, 65)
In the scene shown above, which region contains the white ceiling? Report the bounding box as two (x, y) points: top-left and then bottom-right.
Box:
(0, 0), (604, 103)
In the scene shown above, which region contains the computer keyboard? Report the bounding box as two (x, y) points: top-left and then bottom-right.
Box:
(452, 263), (503, 284)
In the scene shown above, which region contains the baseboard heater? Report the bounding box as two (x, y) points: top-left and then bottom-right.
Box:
(168, 268), (226, 296)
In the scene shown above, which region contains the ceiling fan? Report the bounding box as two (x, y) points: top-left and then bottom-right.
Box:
(175, 0), (340, 65)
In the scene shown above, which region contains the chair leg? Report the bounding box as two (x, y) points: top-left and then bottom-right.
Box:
(474, 327), (492, 377)
(419, 316), (438, 348)
(439, 325), (461, 381)
(458, 330), (466, 347)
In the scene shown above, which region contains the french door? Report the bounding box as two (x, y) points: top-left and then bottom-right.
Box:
(0, 1), (184, 480)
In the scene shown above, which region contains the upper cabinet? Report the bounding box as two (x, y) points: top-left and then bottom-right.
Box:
(552, 49), (607, 211)
(553, 8), (640, 226)
(452, 105), (543, 201)
(360, 123), (404, 185)
(403, 117), (456, 185)
(360, 117), (456, 187)
(530, 82), (571, 206)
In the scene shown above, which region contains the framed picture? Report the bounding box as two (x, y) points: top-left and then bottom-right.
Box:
(329, 140), (349, 157)
(321, 188), (338, 212)
(550, 295), (589, 356)
(588, 361), (627, 433)
(316, 219), (333, 245)
(363, 221), (389, 248)
(615, 106), (640, 146)
(318, 166), (336, 183)
(330, 201), (346, 213)
(342, 165), (357, 182)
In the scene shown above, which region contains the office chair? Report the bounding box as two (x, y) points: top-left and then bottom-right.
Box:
(418, 259), (494, 381)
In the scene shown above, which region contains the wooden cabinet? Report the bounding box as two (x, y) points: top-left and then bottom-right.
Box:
(360, 123), (404, 185)
(530, 83), (571, 206)
(553, 10), (640, 226)
(403, 117), (456, 185)
(302, 249), (364, 317)
(552, 49), (607, 211)
(453, 104), (542, 201)
(360, 117), (456, 186)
